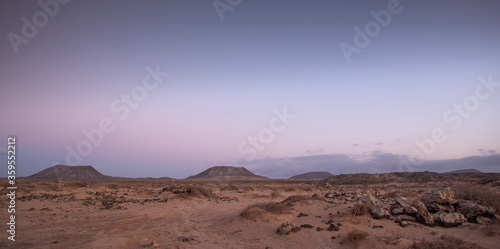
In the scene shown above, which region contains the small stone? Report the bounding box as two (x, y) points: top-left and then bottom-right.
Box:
(277, 222), (301, 235)
(316, 227), (324, 231)
(300, 224), (314, 229)
(392, 208), (404, 215)
(372, 225), (384, 229)
(400, 221), (409, 227)
(298, 212), (309, 217)
(327, 224), (340, 231)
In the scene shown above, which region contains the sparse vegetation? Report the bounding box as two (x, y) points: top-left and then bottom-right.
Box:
(453, 183), (500, 214)
(340, 229), (369, 244)
(220, 185), (239, 191)
(408, 235), (483, 249)
(270, 190), (282, 198)
(240, 202), (293, 221)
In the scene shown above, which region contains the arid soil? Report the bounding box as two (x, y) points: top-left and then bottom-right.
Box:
(1, 176), (500, 248)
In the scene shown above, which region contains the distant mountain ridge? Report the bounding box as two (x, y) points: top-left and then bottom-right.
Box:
(290, 171), (333, 179)
(445, 169), (483, 174)
(187, 166), (266, 179)
(27, 165), (111, 180)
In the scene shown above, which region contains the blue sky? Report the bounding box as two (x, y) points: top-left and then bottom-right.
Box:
(1, 0), (499, 178)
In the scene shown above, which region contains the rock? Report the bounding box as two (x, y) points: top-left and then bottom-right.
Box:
(316, 227), (324, 231)
(475, 216), (492, 225)
(325, 191), (334, 198)
(395, 197), (418, 216)
(415, 201), (435, 226)
(325, 219), (334, 224)
(434, 211), (466, 228)
(394, 215), (416, 223)
(357, 194), (381, 210)
(298, 212), (309, 217)
(400, 221), (409, 227)
(392, 208), (404, 215)
(327, 224), (340, 231)
(372, 225), (384, 229)
(425, 203), (455, 213)
(277, 222), (301, 235)
(300, 224), (314, 229)
(423, 187), (455, 205)
(144, 241), (159, 248)
(371, 206), (390, 219)
(454, 200), (495, 220)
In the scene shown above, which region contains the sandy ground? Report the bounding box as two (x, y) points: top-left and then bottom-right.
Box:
(1, 179), (500, 248)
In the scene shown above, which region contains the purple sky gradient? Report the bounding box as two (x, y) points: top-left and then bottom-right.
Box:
(1, 0), (499, 178)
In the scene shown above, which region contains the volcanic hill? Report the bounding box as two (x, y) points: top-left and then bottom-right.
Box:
(186, 166), (266, 180)
(290, 171), (334, 179)
(445, 169), (483, 174)
(27, 165), (112, 180)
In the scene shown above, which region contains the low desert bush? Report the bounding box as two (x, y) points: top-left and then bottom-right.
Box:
(280, 195), (325, 205)
(453, 183), (500, 214)
(340, 229), (368, 244)
(63, 181), (88, 188)
(220, 185), (239, 191)
(270, 190), (282, 198)
(240, 202), (293, 221)
(106, 183), (119, 190)
(408, 235), (482, 249)
(352, 204), (369, 216)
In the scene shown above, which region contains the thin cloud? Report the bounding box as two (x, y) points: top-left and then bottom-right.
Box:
(306, 147), (325, 155)
(242, 153), (500, 178)
(487, 149), (497, 155)
(352, 143), (359, 147)
(376, 142), (384, 146)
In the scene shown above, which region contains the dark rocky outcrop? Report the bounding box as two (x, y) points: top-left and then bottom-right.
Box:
(186, 166), (266, 179)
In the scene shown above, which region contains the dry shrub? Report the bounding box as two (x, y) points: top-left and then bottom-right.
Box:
(39, 181), (61, 191)
(106, 183), (119, 190)
(340, 229), (368, 244)
(383, 230), (405, 245)
(284, 187), (297, 192)
(298, 186), (313, 192)
(220, 185), (239, 191)
(174, 186), (216, 199)
(240, 202), (293, 222)
(242, 186), (254, 192)
(63, 181), (88, 188)
(408, 235), (482, 249)
(352, 204), (369, 216)
(453, 183), (500, 214)
(270, 190), (282, 198)
(280, 195), (325, 205)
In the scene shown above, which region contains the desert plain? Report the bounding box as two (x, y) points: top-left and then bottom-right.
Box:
(1, 172), (500, 249)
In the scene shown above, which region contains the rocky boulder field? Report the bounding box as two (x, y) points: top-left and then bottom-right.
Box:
(1, 173), (500, 248)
